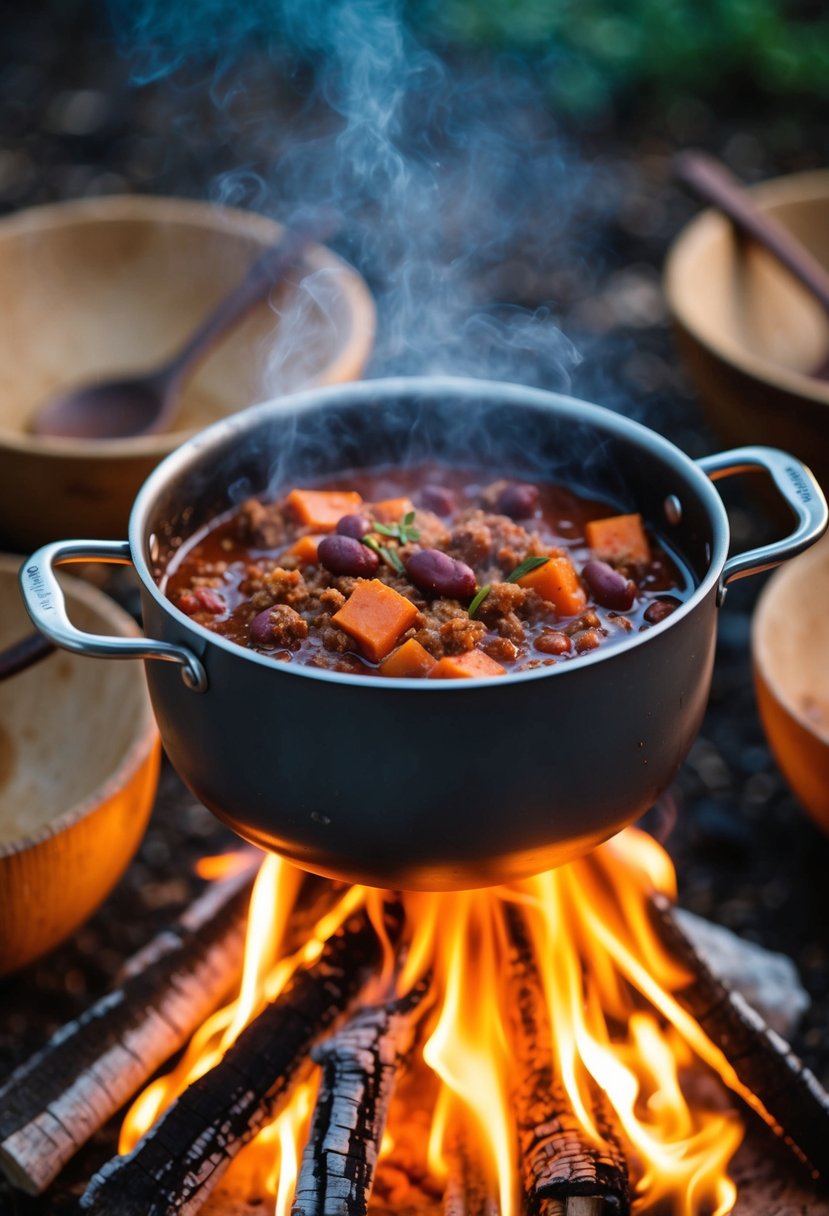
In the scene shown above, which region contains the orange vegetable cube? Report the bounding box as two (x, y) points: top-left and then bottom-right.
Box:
(379, 638), (437, 678)
(371, 496), (415, 523)
(518, 555), (586, 618)
(284, 534), (322, 565)
(585, 513), (650, 564)
(332, 579), (418, 663)
(286, 489), (363, 532)
(429, 650), (507, 679)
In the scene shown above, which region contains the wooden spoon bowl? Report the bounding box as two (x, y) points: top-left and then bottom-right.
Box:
(665, 169), (829, 497)
(0, 196), (375, 550)
(0, 556), (160, 975)
(753, 533), (829, 835)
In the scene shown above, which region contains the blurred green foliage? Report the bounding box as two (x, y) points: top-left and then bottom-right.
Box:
(410, 0), (829, 113)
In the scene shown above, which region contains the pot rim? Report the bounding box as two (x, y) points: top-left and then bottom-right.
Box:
(130, 375), (730, 690)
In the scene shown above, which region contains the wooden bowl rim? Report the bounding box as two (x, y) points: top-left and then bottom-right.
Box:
(751, 538), (829, 744)
(0, 193), (376, 459)
(0, 554), (159, 859)
(664, 168), (829, 408)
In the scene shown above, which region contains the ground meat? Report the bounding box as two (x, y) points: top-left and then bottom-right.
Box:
(321, 625), (352, 653)
(411, 509), (451, 549)
(238, 497), (287, 549)
(496, 611), (526, 643)
(412, 627), (445, 658)
(266, 604), (309, 650)
(439, 617), (488, 654)
(476, 583), (532, 643)
(319, 586), (346, 613)
(447, 512), (493, 566)
(480, 581), (528, 615)
(264, 567), (309, 609)
(484, 637), (520, 663)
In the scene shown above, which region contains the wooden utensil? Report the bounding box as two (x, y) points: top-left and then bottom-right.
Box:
(675, 151), (829, 380)
(30, 215), (336, 440)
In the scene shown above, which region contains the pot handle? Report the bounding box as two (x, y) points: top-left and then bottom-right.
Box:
(19, 539), (208, 692)
(697, 446), (828, 603)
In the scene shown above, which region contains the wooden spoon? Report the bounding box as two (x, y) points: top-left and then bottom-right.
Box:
(675, 150), (829, 380)
(30, 214), (337, 440)
(0, 630), (54, 681)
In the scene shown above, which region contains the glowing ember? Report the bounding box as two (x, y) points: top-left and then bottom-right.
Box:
(121, 828), (746, 1214)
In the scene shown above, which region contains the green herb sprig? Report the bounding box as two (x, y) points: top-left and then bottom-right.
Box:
(467, 584), (492, 618)
(372, 510), (421, 545)
(506, 555), (550, 583)
(362, 534), (405, 575)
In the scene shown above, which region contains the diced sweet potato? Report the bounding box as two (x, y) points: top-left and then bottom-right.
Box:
(379, 638), (437, 678)
(332, 579), (419, 663)
(286, 489), (363, 531)
(518, 555), (586, 618)
(284, 534), (322, 565)
(371, 497), (415, 523)
(585, 513), (650, 564)
(429, 650), (507, 679)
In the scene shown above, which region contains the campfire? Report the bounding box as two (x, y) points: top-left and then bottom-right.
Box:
(3, 826), (828, 1216)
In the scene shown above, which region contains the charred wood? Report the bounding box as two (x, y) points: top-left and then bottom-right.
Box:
(0, 865), (256, 1195)
(79, 903), (397, 1216)
(291, 979), (428, 1216)
(505, 907), (630, 1216)
(443, 1129), (500, 1216)
(650, 892), (829, 1183)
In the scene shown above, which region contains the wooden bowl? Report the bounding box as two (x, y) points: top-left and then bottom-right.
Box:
(753, 533), (829, 834)
(0, 195), (376, 550)
(665, 170), (829, 497)
(0, 557), (160, 975)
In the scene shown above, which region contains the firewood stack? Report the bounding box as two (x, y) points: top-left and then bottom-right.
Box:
(2, 873), (829, 1216)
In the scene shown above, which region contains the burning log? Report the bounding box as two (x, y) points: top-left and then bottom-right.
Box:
(0, 864), (256, 1195)
(443, 1129), (500, 1216)
(505, 907), (631, 1216)
(79, 903), (397, 1216)
(650, 892), (829, 1182)
(292, 978), (429, 1216)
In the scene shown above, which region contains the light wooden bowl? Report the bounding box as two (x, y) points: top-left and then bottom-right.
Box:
(665, 170), (829, 498)
(753, 533), (829, 835)
(0, 557), (160, 975)
(0, 195), (376, 550)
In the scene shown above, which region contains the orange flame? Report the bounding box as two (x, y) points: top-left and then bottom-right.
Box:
(121, 829), (746, 1214)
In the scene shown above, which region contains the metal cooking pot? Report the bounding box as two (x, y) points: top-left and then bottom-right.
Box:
(20, 378), (828, 890)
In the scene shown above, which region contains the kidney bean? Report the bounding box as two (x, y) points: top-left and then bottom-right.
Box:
(318, 534), (380, 576)
(644, 596), (681, 624)
(336, 513), (372, 539)
(582, 559), (636, 611)
(250, 608), (276, 647)
(496, 482), (539, 520)
(405, 548), (476, 600)
(193, 586), (226, 614)
(176, 592), (200, 616)
(420, 484), (456, 515)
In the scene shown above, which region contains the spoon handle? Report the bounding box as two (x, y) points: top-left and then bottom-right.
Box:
(675, 151), (829, 316)
(0, 630), (55, 681)
(158, 212), (341, 393)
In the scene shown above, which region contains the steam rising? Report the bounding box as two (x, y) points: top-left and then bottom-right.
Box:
(110, 0), (591, 399)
